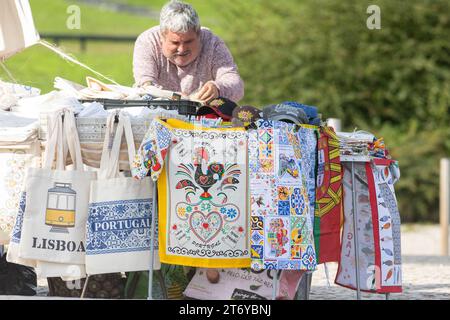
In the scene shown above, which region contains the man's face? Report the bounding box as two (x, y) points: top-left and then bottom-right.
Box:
(161, 29), (201, 67)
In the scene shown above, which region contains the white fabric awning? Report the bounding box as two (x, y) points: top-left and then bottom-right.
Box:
(0, 0), (40, 60)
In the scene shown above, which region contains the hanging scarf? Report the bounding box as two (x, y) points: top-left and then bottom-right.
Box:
(314, 126), (343, 263)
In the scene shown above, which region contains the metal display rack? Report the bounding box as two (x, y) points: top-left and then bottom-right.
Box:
(79, 99), (200, 117)
(148, 182), (158, 300)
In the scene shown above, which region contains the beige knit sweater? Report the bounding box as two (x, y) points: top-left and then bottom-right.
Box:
(133, 26), (244, 102)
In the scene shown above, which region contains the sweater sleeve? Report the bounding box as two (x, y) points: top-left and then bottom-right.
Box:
(210, 39), (244, 103)
(132, 119), (172, 181)
(132, 32), (160, 87)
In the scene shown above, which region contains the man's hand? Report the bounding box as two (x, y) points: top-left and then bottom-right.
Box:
(191, 81), (219, 103)
(141, 81), (163, 89)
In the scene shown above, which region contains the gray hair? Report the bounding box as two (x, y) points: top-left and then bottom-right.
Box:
(160, 1), (200, 34)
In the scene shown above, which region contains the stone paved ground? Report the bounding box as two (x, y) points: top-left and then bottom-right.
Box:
(310, 224), (450, 300)
(2, 224), (449, 300)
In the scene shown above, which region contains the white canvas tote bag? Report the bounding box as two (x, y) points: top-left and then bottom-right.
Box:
(35, 260), (86, 280)
(85, 112), (159, 275)
(19, 109), (96, 264)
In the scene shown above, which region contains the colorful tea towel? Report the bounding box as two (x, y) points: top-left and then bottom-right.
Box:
(184, 268), (304, 300)
(133, 118), (249, 268)
(248, 120), (316, 271)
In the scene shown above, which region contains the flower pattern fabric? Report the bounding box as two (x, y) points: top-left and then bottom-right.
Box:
(133, 118), (249, 268)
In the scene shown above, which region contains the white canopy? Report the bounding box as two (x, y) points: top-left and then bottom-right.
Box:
(0, 0), (40, 60)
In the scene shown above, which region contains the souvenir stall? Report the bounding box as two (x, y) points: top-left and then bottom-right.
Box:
(0, 75), (404, 299)
(0, 0), (403, 301)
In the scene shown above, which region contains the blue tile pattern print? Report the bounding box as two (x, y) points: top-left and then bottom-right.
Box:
(291, 188), (306, 215)
(10, 192), (26, 244)
(302, 245), (317, 270)
(86, 199), (157, 255)
(155, 122), (172, 150)
(278, 200), (291, 216)
(298, 128), (317, 224)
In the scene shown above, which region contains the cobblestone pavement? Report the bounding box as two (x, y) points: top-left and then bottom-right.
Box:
(2, 224), (449, 300)
(310, 224), (450, 300)
(310, 255), (450, 300)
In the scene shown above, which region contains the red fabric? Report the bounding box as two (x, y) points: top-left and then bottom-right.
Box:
(317, 203), (342, 263)
(314, 127), (343, 264)
(366, 162), (402, 293)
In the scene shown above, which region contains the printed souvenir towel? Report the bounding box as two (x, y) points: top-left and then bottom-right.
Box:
(335, 160), (402, 293)
(314, 126), (342, 263)
(368, 159), (402, 292)
(133, 118), (249, 268)
(335, 162), (376, 292)
(248, 120), (316, 271)
(184, 268), (304, 300)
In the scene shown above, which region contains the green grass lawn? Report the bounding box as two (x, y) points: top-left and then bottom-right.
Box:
(30, 0), (157, 35)
(3, 42), (136, 91)
(1, 0), (224, 93)
(105, 0), (224, 30)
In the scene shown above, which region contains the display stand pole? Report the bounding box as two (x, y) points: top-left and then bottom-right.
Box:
(80, 275), (89, 299)
(272, 270), (279, 300)
(350, 161), (361, 300)
(304, 272), (312, 300)
(440, 158), (449, 256)
(342, 156), (369, 300)
(148, 181), (158, 300)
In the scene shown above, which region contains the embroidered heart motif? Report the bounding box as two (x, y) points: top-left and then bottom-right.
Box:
(199, 176), (209, 185)
(189, 211), (223, 243)
(210, 164), (221, 173)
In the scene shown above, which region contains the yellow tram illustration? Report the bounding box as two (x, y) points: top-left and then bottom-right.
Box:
(45, 182), (76, 233)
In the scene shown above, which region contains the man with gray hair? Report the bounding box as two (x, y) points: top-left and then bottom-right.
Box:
(133, 0), (244, 103)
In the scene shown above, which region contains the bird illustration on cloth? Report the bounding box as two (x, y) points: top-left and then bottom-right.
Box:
(278, 154), (299, 178)
(173, 147), (244, 244)
(175, 147), (241, 202)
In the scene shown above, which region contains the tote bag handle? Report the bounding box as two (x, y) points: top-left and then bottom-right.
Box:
(62, 108), (85, 171)
(43, 110), (64, 170)
(98, 111), (119, 179)
(106, 112), (136, 178)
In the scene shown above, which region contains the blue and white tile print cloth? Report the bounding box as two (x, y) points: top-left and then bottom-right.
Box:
(249, 120), (317, 271)
(86, 198), (156, 254)
(297, 127), (318, 228)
